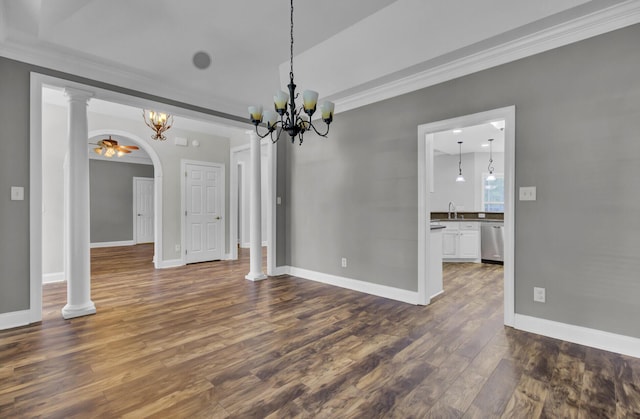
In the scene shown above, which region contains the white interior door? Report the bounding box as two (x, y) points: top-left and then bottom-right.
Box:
(185, 162), (224, 263)
(134, 177), (154, 244)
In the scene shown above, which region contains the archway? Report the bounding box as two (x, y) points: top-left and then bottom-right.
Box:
(88, 129), (164, 266)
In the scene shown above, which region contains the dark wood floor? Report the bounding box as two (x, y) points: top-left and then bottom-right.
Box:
(1, 245), (639, 418)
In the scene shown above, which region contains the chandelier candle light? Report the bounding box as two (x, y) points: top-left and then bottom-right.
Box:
(248, 0), (335, 145)
(143, 110), (173, 141)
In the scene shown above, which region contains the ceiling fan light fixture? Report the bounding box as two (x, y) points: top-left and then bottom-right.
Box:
(91, 136), (139, 158)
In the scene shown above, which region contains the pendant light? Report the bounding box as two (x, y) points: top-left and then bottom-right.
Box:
(486, 138), (496, 181)
(456, 141), (465, 182)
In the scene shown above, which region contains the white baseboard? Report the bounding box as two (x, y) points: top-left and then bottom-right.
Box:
(430, 290), (444, 300)
(0, 309), (32, 331)
(156, 259), (185, 269)
(514, 314), (640, 359)
(271, 266), (290, 276)
(90, 240), (135, 248)
(43, 272), (65, 284)
(239, 242), (268, 249)
(288, 266), (419, 305)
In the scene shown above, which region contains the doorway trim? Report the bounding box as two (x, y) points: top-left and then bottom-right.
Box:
(417, 106), (515, 326)
(180, 159), (226, 264)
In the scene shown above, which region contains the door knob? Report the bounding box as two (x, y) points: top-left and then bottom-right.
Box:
(215, 216), (221, 220)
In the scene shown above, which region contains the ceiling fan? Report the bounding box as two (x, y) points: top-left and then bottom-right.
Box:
(92, 136), (139, 158)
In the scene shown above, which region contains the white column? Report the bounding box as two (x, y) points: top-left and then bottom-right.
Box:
(245, 132), (267, 281)
(62, 87), (96, 319)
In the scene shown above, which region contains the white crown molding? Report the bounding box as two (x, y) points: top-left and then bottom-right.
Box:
(335, 1), (640, 113)
(514, 314), (640, 359)
(288, 266), (419, 305)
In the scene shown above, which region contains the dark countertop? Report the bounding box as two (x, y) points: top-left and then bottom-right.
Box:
(431, 218), (504, 223)
(430, 225), (446, 230)
(431, 212), (504, 223)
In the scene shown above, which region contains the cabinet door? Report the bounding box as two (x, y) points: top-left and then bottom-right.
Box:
(459, 231), (479, 259)
(442, 231), (458, 258)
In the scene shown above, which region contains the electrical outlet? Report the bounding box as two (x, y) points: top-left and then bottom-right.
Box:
(341, 258), (347, 268)
(519, 186), (537, 201)
(534, 287), (546, 303)
(175, 244), (180, 252)
(11, 186), (24, 201)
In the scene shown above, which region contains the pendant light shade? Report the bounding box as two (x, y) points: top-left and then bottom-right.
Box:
(456, 141), (465, 182)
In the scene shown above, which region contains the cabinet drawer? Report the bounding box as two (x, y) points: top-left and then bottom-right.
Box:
(459, 222), (479, 231)
(440, 222), (459, 230)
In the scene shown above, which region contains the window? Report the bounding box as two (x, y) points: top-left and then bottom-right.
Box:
(482, 173), (504, 212)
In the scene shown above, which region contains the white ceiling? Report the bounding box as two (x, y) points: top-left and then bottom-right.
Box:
(1, 0), (635, 123)
(433, 122), (505, 156)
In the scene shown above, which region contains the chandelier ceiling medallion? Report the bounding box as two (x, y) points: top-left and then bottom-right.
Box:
(143, 110), (173, 141)
(248, 0), (335, 145)
(92, 136), (139, 158)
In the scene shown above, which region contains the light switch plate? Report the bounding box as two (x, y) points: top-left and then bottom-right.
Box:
(519, 186), (537, 201)
(11, 186), (24, 201)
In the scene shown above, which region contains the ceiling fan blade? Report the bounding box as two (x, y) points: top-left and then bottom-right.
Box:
(118, 148), (132, 153)
(122, 145), (139, 150)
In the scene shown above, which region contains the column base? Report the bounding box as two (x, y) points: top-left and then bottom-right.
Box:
(245, 272), (267, 282)
(61, 301), (96, 319)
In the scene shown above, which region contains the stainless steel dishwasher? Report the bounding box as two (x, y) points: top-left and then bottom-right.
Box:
(481, 221), (504, 263)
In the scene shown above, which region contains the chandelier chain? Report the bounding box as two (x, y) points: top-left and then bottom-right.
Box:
(289, 0), (294, 82)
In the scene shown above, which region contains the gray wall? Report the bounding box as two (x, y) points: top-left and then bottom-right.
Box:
(283, 24), (640, 338)
(0, 58), (30, 313)
(90, 160), (154, 243)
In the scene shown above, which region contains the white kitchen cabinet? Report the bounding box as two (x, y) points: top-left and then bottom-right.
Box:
(440, 221), (480, 262)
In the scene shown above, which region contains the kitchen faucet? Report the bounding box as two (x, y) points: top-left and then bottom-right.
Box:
(448, 201), (457, 219)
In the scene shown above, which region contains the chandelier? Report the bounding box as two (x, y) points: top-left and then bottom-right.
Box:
(143, 110), (173, 140)
(248, 0), (335, 145)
